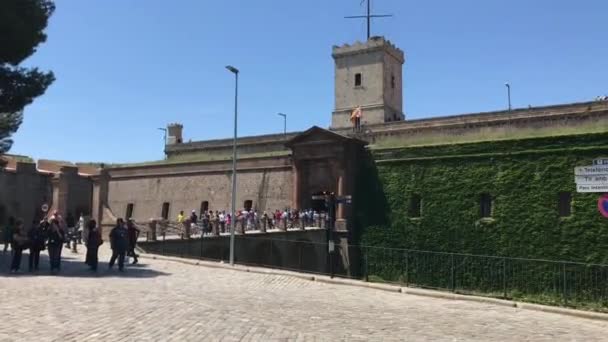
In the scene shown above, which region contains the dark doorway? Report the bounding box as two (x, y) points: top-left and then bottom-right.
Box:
(0, 204), (6, 226)
(243, 200), (253, 211)
(125, 203), (134, 219)
(161, 202), (170, 220)
(310, 191), (328, 212)
(200, 201), (209, 214)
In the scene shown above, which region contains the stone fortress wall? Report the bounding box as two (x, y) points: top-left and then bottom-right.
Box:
(5, 99), (607, 229)
(102, 155), (293, 224)
(0, 157), (93, 227)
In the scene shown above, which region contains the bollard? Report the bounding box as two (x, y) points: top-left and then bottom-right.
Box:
(502, 257), (507, 299)
(184, 222), (191, 239)
(148, 219), (157, 241)
(562, 262), (568, 306)
(364, 246), (369, 282)
(450, 253), (456, 293)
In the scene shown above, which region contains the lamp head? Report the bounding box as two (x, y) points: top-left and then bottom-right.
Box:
(226, 65), (239, 74)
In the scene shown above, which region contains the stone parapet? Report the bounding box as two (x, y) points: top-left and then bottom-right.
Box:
(332, 100), (608, 146)
(332, 36), (405, 63)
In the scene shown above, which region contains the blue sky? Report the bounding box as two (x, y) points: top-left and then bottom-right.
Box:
(11, 0), (608, 163)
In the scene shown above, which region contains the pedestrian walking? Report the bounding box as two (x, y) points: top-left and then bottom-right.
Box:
(28, 220), (48, 272)
(85, 219), (102, 271)
(47, 219), (65, 273)
(2, 216), (15, 254)
(9, 220), (28, 273)
(109, 218), (129, 271)
(127, 219), (140, 264)
(77, 213), (85, 245)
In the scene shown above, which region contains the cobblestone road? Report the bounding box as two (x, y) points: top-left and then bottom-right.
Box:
(1, 246), (607, 341)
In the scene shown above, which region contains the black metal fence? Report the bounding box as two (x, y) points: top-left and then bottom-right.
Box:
(139, 236), (608, 311)
(364, 246), (608, 311)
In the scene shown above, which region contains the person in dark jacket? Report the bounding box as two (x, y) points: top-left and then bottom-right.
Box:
(47, 219), (65, 273)
(28, 220), (48, 272)
(10, 220), (27, 273)
(109, 218), (128, 271)
(85, 219), (102, 271)
(126, 219), (140, 264)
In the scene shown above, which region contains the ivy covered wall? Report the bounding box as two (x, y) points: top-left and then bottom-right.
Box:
(356, 132), (608, 264)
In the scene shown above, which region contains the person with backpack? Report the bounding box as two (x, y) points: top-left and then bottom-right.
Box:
(9, 219), (28, 273)
(86, 219), (102, 271)
(109, 218), (129, 271)
(28, 219), (48, 272)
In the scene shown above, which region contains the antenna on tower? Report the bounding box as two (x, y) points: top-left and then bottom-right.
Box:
(344, 0), (393, 40)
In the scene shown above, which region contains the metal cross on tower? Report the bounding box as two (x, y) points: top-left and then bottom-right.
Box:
(345, 0), (393, 40)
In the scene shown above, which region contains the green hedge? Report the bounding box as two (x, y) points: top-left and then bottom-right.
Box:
(356, 133), (608, 265)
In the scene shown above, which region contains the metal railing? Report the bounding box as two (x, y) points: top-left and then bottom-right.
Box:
(363, 246), (608, 310)
(136, 214), (329, 241)
(138, 236), (608, 312)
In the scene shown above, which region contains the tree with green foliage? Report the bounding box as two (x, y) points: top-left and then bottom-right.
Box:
(0, 0), (55, 153)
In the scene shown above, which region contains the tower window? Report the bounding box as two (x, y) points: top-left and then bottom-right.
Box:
(355, 73), (362, 87)
(409, 194), (421, 218)
(480, 193), (492, 218)
(161, 202), (170, 220)
(558, 192), (572, 217)
(125, 203), (134, 219)
(391, 75), (395, 89)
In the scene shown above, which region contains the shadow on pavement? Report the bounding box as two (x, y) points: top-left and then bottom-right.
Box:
(0, 246), (170, 278)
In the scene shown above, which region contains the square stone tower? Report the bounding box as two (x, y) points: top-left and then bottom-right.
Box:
(331, 36), (405, 129)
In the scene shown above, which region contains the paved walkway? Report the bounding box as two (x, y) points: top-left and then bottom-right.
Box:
(1, 246), (607, 341)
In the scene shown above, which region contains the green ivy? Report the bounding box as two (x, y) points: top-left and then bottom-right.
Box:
(357, 132), (608, 264)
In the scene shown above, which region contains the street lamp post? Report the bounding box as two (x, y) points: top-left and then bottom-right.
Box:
(505, 83), (512, 111)
(277, 113), (287, 139)
(157, 128), (167, 159)
(226, 65), (239, 266)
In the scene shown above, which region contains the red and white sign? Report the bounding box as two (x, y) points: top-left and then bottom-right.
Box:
(598, 195), (608, 218)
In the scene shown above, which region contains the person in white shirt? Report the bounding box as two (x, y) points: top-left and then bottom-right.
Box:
(78, 214), (86, 245)
(219, 212), (225, 233)
(281, 210), (288, 230)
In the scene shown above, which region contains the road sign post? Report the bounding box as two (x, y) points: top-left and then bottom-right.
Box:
(311, 191), (352, 278)
(574, 159), (608, 193)
(598, 195), (608, 218)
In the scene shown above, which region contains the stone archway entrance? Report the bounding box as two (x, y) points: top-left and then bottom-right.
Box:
(286, 126), (367, 230)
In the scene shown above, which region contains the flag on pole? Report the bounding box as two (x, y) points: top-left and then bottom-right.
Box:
(350, 106), (362, 123)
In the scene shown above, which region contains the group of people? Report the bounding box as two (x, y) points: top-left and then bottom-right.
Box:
(2, 211), (140, 274)
(175, 207), (326, 236)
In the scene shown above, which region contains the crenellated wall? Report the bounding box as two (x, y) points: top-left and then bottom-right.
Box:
(0, 158), (94, 227)
(0, 162), (52, 226)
